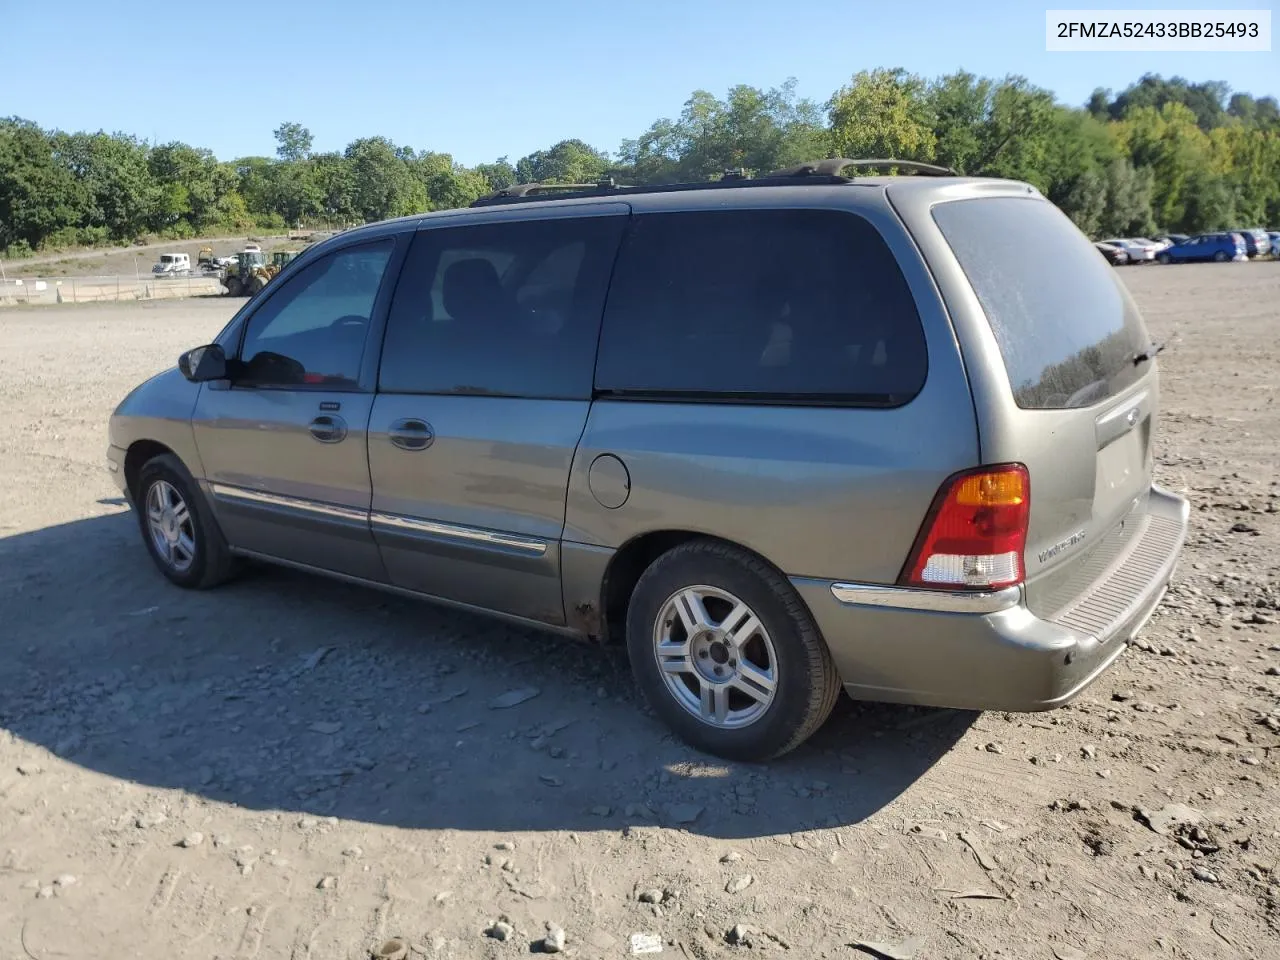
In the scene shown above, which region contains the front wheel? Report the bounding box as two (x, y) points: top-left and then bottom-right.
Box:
(1157, 252), (1171, 265)
(625, 539), (841, 761)
(135, 454), (237, 589)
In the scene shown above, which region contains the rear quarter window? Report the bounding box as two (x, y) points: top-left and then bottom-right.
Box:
(932, 197), (1151, 410)
(595, 209), (927, 404)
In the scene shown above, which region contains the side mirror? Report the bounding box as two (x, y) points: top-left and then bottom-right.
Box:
(178, 343), (228, 382)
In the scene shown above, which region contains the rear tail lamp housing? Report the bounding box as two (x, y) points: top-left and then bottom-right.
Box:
(899, 464), (1030, 591)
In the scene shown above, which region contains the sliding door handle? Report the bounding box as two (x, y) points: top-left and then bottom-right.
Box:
(308, 415), (347, 443)
(389, 418), (434, 451)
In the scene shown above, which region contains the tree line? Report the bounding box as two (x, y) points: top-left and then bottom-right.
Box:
(2, 70), (1278, 257)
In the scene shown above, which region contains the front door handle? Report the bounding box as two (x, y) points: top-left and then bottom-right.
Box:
(309, 415), (347, 443)
(389, 418), (434, 451)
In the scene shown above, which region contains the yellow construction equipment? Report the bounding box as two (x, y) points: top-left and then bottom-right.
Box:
(222, 249), (302, 297)
(222, 250), (269, 296)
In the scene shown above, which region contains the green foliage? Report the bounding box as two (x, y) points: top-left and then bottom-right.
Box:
(928, 72), (993, 173)
(273, 122), (313, 163)
(3, 74), (1279, 256)
(515, 139), (610, 184)
(0, 117), (87, 249)
(475, 158), (517, 191)
(828, 68), (935, 161)
(619, 80), (829, 182)
(343, 137), (426, 221)
(1109, 74), (1229, 131)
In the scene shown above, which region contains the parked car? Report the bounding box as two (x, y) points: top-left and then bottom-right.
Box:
(1100, 238), (1155, 262)
(1132, 236), (1170, 252)
(1156, 232), (1247, 264)
(151, 253), (191, 278)
(107, 164), (1190, 760)
(1234, 228), (1272, 258)
(1156, 234), (1189, 247)
(1095, 241), (1129, 266)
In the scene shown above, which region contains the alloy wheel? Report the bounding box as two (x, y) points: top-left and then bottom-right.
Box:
(653, 585), (778, 729)
(145, 479), (197, 573)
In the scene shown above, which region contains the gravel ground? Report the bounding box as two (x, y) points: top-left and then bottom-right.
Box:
(1, 264), (1278, 959)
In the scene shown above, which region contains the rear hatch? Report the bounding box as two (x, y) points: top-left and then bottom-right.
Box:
(926, 192), (1158, 617)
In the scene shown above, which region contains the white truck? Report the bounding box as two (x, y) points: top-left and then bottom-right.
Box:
(151, 253), (191, 278)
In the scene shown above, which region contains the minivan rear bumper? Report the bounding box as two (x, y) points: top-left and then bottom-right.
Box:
(791, 483), (1189, 712)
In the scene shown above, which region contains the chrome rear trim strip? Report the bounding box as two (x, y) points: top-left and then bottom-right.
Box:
(830, 581), (1023, 614)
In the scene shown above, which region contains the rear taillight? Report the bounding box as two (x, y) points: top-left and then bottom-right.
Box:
(899, 464), (1030, 591)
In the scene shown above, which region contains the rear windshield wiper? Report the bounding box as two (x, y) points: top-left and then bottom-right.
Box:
(1130, 341), (1166, 366)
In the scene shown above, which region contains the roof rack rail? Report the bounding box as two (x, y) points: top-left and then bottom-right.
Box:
(465, 159), (960, 208)
(471, 177), (620, 206)
(764, 158), (958, 178)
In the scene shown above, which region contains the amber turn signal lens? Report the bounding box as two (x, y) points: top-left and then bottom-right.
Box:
(953, 470), (1027, 507)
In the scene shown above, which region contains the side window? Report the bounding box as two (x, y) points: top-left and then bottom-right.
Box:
(379, 215), (625, 399)
(595, 210), (928, 403)
(237, 240), (394, 388)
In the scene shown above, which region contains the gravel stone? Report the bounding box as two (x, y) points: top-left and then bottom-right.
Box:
(725, 874), (754, 894)
(542, 923), (567, 953)
(486, 920), (514, 941)
(489, 687), (540, 709)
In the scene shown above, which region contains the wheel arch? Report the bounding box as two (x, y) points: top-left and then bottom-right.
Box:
(597, 530), (795, 645)
(124, 439), (179, 502)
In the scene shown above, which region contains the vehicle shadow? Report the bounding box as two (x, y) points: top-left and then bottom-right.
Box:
(1, 512), (974, 840)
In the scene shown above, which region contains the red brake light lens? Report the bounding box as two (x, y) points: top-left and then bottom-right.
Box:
(899, 464), (1030, 591)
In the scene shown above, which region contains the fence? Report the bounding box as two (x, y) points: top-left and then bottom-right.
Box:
(0, 274), (225, 307)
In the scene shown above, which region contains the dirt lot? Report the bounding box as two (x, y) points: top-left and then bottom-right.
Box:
(1, 263), (1278, 960)
(2, 235), (321, 281)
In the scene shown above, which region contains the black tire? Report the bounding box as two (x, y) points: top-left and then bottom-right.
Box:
(134, 453), (237, 589)
(1213, 251), (1229, 262)
(224, 276), (242, 297)
(625, 538), (841, 761)
(1157, 252), (1171, 265)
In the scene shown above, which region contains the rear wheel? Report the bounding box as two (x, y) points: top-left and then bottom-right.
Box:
(1213, 250), (1229, 262)
(625, 539), (841, 761)
(135, 454), (237, 589)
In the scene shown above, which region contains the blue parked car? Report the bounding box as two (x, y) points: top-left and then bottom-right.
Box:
(1157, 232), (1246, 264)
(1234, 228), (1272, 258)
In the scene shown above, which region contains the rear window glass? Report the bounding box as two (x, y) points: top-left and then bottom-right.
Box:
(932, 197), (1151, 410)
(595, 209), (927, 404)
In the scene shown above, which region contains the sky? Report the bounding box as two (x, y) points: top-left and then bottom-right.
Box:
(2, 0), (1276, 166)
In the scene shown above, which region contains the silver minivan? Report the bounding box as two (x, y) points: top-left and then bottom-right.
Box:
(107, 161), (1189, 760)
